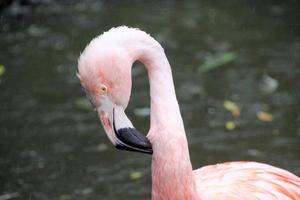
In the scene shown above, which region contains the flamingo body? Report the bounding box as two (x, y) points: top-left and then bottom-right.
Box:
(77, 26), (300, 200)
(195, 162), (300, 200)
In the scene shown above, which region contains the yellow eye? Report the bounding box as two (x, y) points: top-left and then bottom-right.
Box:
(100, 84), (107, 93)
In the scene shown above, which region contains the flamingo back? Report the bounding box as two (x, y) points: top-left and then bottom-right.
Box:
(194, 161), (300, 200)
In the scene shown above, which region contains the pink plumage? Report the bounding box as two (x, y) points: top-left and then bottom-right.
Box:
(195, 162), (300, 200)
(77, 26), (300, 200)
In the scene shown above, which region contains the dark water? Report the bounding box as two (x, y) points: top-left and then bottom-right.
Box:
(0, 1), (299, 199)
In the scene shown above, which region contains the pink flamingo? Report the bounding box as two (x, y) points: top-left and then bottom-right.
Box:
(77, 26), (300, 200)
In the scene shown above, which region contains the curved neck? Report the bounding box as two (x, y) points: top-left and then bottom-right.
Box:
(132, 46), (183, 131)
(125, 37), (199, 200)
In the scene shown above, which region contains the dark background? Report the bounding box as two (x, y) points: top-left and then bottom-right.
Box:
(0, 1), (299, 199)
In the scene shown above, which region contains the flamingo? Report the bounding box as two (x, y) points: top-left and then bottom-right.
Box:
(77, 26), (300, 200)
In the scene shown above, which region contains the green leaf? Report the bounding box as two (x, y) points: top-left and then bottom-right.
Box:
(223, 100), (240, 117)
(0, 64), (5, 77)
(257, 111), (274, 122)
(129, 171), (143, 180)
(199, 52), (237, 73)
(225, 121), (236, 130)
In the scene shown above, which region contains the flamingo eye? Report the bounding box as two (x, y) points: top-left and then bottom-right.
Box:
(100, 84), (108, 93)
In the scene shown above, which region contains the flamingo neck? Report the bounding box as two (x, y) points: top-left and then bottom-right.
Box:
(127, 39), (199, 200)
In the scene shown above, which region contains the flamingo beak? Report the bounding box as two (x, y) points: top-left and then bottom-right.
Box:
(99, 105), (153, 154)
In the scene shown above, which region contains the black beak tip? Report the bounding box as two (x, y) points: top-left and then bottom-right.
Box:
(115, 127), (153, 155)
(115, 143), (153, 154)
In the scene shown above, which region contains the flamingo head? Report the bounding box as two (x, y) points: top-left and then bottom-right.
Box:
(77, 44), (152, 154)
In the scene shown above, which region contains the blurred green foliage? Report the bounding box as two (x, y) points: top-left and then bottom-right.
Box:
(0, 64), (5, 77)
(199, 52), (237, 73)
